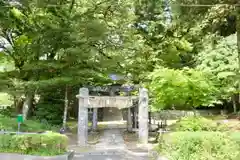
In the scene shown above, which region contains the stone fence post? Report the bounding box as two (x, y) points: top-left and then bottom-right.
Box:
(138, 88), (149, 144)
(77, 88), (89, 146)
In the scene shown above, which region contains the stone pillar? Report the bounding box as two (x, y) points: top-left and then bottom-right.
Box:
(138, 88), (149, 144)
(92, 108), (98, 131)
(123, 91), (132, 132)
(127, 107), (132, 131)
(149, 111), (152, 131)
(134, 106), (138, 129)
(77, 88), (89, 146)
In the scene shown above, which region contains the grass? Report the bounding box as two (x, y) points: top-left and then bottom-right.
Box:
(67, 120), (108, 133)
(0, 115), (58, 132)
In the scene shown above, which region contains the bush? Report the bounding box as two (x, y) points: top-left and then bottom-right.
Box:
(158, 132), (240, 160)
(0, 115), (57, 132)
(170, 116), (227, 131)
(0, 132), (68, 156)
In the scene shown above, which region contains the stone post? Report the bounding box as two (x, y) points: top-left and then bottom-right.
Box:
(92, 108), (98, 131)
(134, 106), (138, 129)
(138, 88), (149, 144)
(77, 88), (89, 146)
(127, 107), (132, 132)
(123, 91), (133, 132)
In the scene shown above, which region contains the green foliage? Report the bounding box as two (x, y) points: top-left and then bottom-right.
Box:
(196, 34), (238, 100)
(158, 131), (240, 160)
(148, 67), (219, 110)
(0, 132), (68, 156)
(35, 103), (64, 125)
(0, 92), (13, 105)
(34, 87), (65, 125)
(0, 106), (15, 117)
(0, 0), (135, 91)
(0, 115), (57, 132)
(170, 116), (227, 131)
(0, 0), (239, 120)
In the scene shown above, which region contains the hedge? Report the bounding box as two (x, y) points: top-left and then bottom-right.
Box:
(158, 132), (240, 160)
(0, 131), (68, 156)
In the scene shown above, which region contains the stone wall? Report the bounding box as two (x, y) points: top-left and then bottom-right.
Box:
(0, 152), (74, 160)
(123, 109), (222, 121)
(151, 110), (223, 120)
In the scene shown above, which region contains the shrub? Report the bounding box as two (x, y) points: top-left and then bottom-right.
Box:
(158, 132), (240, 160)
(0, 115), (57, 132)
(170, 116), (227, 131)
(0, 131), (68, 156)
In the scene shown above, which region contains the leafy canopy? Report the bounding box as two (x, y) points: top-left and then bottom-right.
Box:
(196, 34), (238, 100)
(148, 66), (219, 111)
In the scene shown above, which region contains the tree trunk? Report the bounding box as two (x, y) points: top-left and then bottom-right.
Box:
(14, 96), (23, 114)
(63, 85), (69, 129)
(232, 95), (237, 113)
(22, 92), (34, 120)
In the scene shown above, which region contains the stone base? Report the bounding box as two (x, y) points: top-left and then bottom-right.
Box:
(0, 151), (74, 160)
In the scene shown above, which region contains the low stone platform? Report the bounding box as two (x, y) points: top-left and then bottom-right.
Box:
(0, 151), (74, 160)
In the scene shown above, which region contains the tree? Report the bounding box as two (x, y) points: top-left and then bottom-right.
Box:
(118, 0), (195, 84)
(148, 66), (219, 111)
(0, 0), (137, 120)
(196, 34), (239, 112)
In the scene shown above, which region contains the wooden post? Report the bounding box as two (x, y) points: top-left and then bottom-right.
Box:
(138, 88), (149, 144)
(77, 88), (89, 146)
(92, 108), (98, 131)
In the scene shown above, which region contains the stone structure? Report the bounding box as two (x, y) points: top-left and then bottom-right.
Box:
(77, 88), (89, 146)
(138, 88), (149, 144)
(0, 151), (74, 160)
(76, 87), (149, 146)
(151, 109), (222, 120)
(86, 96), (137, 108)
(92, 108), (98, 131)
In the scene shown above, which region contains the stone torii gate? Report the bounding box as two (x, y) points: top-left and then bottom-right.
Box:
(76, 87), (149, 146)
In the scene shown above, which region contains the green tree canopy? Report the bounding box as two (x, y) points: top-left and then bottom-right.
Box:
(148, 66), (219, 111)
